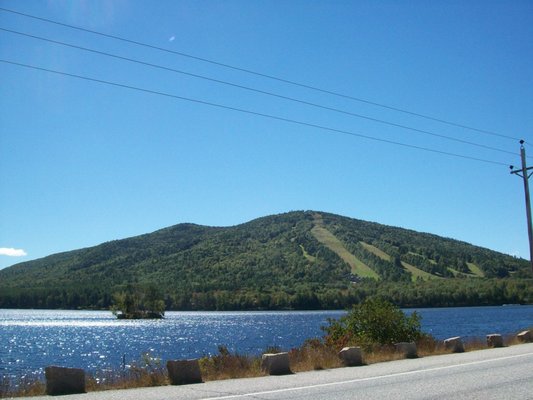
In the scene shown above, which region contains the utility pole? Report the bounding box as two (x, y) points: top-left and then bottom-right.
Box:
(510, 140), (533, 274)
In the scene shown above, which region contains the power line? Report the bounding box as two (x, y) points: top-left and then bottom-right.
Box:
(0, 27), (521, 159)
(0, 58), (511, 168)
(0, 6), (521, 144)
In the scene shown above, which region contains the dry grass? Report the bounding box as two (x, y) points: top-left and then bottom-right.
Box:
(463, 337), (488, 352)
(198, 346), (264, 381)
(289, 339), (343, 372)
(85, 352), (168, 393)
(417, 335), (452, 357)
(362, 345), (406, 364)
(0, 376), (45, 398)
(0, 353), (169, 398)
(86, 366), (168, 392)
(503, 333), (523, 347)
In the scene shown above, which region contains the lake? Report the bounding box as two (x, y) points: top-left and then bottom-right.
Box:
(2, 305), (533, 382)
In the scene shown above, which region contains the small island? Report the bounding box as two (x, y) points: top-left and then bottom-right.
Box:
(111, 286), (165, 319)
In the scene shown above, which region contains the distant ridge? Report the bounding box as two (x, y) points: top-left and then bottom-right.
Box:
(0, 211), (531, 310)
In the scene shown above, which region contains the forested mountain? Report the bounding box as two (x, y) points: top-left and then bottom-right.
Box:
(1, 211), (531, 310)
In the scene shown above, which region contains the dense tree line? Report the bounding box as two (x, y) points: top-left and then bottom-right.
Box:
(1, 278), (532, 310)
(0, 286), (113, 309)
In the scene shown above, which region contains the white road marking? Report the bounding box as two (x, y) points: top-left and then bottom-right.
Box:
(199, 351), (533, 399)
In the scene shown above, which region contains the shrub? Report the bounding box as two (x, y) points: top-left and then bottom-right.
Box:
(323, 298), (423, 349)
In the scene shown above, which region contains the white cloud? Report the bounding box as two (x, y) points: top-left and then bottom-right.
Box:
(0, 248), (27, 257)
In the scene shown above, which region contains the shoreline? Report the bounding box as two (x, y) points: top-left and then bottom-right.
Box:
(3, 332), (532, 398)
(2, 306), (532, 388)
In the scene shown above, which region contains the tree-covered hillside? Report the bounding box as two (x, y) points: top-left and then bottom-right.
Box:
(0, 211), (531, 310)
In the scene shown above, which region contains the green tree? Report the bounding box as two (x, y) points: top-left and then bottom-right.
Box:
(323, 298), (422, 349)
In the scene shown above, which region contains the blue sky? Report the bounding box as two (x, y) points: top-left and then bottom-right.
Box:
(1, 0), (532, 270)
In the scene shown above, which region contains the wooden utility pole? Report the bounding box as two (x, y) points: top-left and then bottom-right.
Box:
(510, 140), (533, 274)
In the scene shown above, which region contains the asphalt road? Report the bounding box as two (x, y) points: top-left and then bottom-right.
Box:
(25, 343), (533, 400)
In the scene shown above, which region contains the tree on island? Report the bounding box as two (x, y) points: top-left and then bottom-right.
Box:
(111, 285), (165, 319)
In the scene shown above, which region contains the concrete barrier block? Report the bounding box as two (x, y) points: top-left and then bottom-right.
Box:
(444, 336), (464, 353)
(167, 359), (202, 385)
(338, 347), (363, 366)
(487, 334), (504, 348)
(517, 330), (532, 343)
(45, 366), (86, 396)
(261, 352), (291, 375)
(394, 342), (417, 358)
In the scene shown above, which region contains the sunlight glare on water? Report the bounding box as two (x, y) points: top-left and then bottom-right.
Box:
(1, 309), (344, 381)
(1, 306), (532, 382)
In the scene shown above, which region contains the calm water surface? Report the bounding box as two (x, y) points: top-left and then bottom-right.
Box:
(1, 306), (532, 381)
